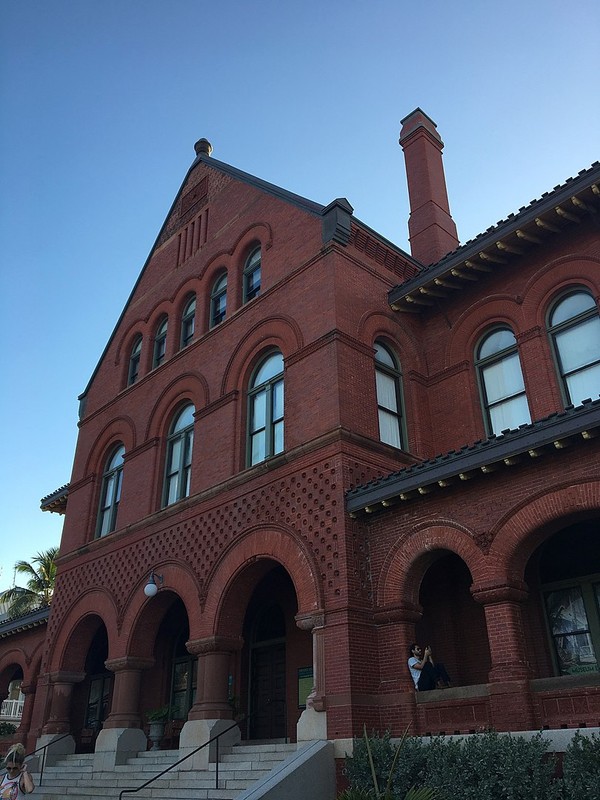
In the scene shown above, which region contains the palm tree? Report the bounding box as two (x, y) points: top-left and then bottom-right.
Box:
(0, 546), (58, 616)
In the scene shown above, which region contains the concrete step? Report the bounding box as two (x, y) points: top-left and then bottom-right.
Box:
(31, 740), (300, 800)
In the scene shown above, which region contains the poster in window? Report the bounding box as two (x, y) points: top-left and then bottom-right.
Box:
(545, 587), (598, 675)
(298, 667), (313, 709)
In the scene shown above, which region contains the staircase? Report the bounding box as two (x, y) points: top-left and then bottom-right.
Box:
(31, 741), (313, 800)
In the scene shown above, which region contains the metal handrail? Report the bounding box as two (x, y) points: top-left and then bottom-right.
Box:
(118, 698), (286, 799)
(118, 715), (244, 800)
(25, 731), (73, 786)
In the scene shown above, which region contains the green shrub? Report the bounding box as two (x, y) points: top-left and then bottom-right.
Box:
(561, 731), (600, 796)
(0, 722), (17, 736)
(344, 730), (561, 800)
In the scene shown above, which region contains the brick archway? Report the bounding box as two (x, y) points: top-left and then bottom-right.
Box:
(203, 526), (322, 640)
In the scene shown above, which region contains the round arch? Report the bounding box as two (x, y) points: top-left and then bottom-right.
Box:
(489, 480), (600, 582)
(202, 526), (323, 640)
(45, 589), (119, 673)
(378, 522), (489, 608)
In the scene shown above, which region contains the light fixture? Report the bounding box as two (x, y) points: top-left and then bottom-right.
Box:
(144, 571), (163, 598)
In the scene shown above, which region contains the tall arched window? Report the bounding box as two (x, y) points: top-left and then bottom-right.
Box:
(163, 404), (195, 507)
(248, 351), (284, 465)
(548, 289), (600, 406)
(97, 445), (125, 537)
(180, 295), (196, 349)
(243, 247), (261, 303)
(476, 327), (531, 435)
(210, 273), (227, 327)
(374, 341), (404, 449)
(127, 336), (142, 386)
(153, 316), (168, 368)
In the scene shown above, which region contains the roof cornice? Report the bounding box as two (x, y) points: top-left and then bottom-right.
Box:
(389, 162), (600, 312)
(346, 397), (600, 516)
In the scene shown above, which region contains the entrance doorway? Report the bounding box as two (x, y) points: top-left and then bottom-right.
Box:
(249, 604), (286, 740)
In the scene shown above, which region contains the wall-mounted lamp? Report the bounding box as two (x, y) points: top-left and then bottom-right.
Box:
(144, 571), (163, 598)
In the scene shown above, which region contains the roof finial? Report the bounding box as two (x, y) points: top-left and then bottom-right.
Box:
(194, 138), (213, 156)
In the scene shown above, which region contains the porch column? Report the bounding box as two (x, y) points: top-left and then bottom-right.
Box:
(103, 657), (154, 728)
(296, 612), (331, 741)
(14, 681), (36, 744)
(472, 581), (535, 730)
(186, 636), (243, 720)
(93, 657), (154, 769)
(42, 671), (85, 734)
(178, 636), (243, 769)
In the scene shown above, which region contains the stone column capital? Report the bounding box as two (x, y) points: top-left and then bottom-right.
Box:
(295, 610), (325, 631)
(186, 636), (244, 656)
(48, 671), (86, 685)
(105, 657), (155, 673)
(373, 603), (422, 625)
(471, 581), (529, 605)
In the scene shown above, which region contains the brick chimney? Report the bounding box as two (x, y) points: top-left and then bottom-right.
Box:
(399, 108), (459, 265)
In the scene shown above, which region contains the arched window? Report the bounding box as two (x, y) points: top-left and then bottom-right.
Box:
(476, 327), (531, 435)
(248, 351), (284, 465)
(210, 273), (227, 327)
(374, 341), (404, 449)
(243, 247), (261, 303)
(127, 336), (142, 386)
(548, 289), (600, 406)
(153, 316), (168, 368)
(163, 404), (195, 507)
(96, 445), (125, 537)
(180, 295), (196, 349)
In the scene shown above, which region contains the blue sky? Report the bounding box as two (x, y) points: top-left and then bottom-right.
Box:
(1, 0), (598, 591)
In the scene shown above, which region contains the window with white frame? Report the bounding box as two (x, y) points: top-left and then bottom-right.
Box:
(163, 404), (195, 506)
(248, 351), (283, 466)
(475, 327), (531, 435)
(97, 444), (125, 537)
(548, 289), (600, 406)
(374, 341), (404, 449)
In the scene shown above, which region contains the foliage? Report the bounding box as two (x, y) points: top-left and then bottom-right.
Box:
(344, 729), (561, 800)
(561, 731), (600, 797)
(341, 726), (436, 800)
(0, 547), (58, 616)
(145, 705), (170, 722)
(0, 722), (17, 736)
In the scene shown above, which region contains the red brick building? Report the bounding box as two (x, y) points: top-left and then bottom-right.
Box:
(2, 110), (599, 768)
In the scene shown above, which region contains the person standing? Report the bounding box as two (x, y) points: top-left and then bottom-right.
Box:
(1, 744), (35, 798)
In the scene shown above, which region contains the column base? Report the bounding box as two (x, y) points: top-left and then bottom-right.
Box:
(178, 719), (241, 771)
(93, 727), (147, 770)
(297, 707), (327, 741)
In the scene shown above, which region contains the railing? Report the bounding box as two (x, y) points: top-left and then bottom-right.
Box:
(0, 699), (24, 720)
(119, 698), (286, 799)
(118, 716), (243, 800)
(26, 731), (73, 787)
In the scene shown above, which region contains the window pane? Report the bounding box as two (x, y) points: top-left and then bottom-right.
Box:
(272, 379), (284, 421)
(376, 370), (398, 413)
(555, 317), (600, 374)
(273, 420), (284, 454)
(167, 474), (179, 506)
(551, 291), (595, 326)
(251, 391), (266, 432)
(379, 409), (402, 448)
(251, 430), (266, 464)
(482, 352), (525, 404)
(172, 405), (195, 433)
(545, 587), (597, 675)
(374, 343), (396, 369)
(565, 363), (600, 405)
(253, 353), (283, 386)
(183, 430), (194, 466)
(478, 329), (517, 359)
(488, 393), (531, 433)
(169, 438), (182, 471)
